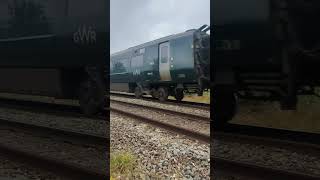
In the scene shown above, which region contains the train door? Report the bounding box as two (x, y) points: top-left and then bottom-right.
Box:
(159, 42), (172, 81)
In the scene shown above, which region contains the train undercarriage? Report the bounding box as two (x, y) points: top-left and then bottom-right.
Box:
(0, 65), (107, 116)
(130, 82), (209, 102)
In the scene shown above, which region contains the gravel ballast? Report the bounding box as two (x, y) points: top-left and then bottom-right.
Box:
(0, 107), (107, 136)
(111, 112), (210, 179)
(0, 104), (107, 178)
(212, 139), (320, 178)
(111, 102), (210, 136)
(0, 154), (70, 180)
(0, 124), (107, 172)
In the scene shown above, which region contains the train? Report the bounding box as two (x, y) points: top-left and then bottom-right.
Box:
(0, 0), (108, 115)
(213, 0), (320, 126)
(110, 25), (210, 101)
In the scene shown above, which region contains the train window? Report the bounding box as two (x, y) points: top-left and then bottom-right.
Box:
(112, 59), (129, 74)
(161, 46), (168, 63)
(131, 55), (144, 68)
(68, 0), (104, 17)
(140, 48), (145, 54)
(2, 0), (68, 38)
(0, 4), (9, 39)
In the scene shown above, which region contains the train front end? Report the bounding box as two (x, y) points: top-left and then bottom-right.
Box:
(193, 25), (210, 96)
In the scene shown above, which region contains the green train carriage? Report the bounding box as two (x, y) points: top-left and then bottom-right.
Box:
(213, 0), (320, 126)
(111, 25), (210, 101)
(0, 0), (108, 115)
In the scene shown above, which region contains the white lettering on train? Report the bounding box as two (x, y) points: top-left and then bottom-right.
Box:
(73, 25), (97, 44)
(133, 69), (141, 76)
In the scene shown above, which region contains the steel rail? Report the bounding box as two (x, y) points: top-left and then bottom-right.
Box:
(111, 107), (210, 144)
(0, 118), (108, 146)
(0, 143), (107, 180)
(110, 99), (210, 122)
(213, 157), (320, 180)
(0, 97), (107, 120)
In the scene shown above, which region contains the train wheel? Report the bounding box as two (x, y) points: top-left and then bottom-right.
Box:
(212, 86), (237, 128)
(174, 89), (184, 102)
(158, 87), (168, 101)
(134, 87), (143, 98)
(79, 79), (103, 115)
(151, 89), (159, 99)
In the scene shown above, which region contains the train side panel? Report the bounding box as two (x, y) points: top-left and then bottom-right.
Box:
(170, 34), (197, 84)
(0, 0), (107, 98)
(0, 0), (107, 67)
(140, 44), (159, 83)
(212, 0), (320, 125)
(110, 51), (132, 92)
(110, 29), (210, 97)
(213, 0), (277, 68)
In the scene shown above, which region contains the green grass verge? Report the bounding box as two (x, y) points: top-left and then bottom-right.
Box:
(110, 151), (137, 179)
(232, 96), (320, 133)
(168, 90), (210, 104)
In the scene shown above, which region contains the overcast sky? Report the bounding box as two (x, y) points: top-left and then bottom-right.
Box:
(110, 0), (210, 54)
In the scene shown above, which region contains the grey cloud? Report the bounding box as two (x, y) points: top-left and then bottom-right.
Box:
(110, 0), (210, 54)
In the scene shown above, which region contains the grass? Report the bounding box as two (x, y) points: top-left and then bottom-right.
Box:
(110, 151), (137, 179)
(232, 96), (320, 133)
(168, 90), (210, 104)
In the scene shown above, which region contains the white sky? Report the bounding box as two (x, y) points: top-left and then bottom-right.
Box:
(110, 0), (210, 54)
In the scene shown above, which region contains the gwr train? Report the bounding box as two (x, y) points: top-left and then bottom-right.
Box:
(0, 0), (108, 115)
(213, 0), (320, 126)
(110, 25), (210, 101)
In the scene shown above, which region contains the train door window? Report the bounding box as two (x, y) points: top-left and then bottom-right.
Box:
(160, 46), (169, 63)
(110, 59), (114, 73)
(159, 42), (171, 81)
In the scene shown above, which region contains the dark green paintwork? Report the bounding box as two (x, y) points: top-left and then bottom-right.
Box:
(213, 0), (277, 68)
(213, 0), (320, 69)
(170, 34), (197, 83)
(110, 31), (206, 85)
(0, 0), (107, 67)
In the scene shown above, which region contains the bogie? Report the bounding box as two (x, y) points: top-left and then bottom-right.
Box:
(212, 86), (237, 127)
(157, 87), (169, 102)
(174, 88), (184, 102)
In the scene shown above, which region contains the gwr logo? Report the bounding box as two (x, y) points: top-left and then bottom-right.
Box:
(73, 25), (97, 44)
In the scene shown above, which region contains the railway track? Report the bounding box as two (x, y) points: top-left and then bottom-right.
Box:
(0, 116), (108, 179)
(0, 143), (107, 180)
(213, 156), (320, 180)
(215, 124), (320, 149)
(0, 118), (108, 146)
(213, 124), (320, 179)
(110, 101), (210, 143)
(110, 99), (209, 122)
(0, 97), (108, 121)
(0, 97), (108, 179)
(110, 91), (210, 110)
